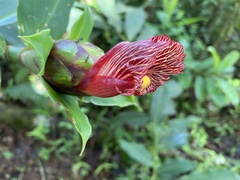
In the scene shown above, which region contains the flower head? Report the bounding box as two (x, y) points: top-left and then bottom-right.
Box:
(76, 35), (185, 97)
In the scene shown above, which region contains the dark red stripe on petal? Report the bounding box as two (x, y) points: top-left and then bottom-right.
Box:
(134, 36), (185, 95)
(77, 34), (185, 97)
(77, 76), (135, 97)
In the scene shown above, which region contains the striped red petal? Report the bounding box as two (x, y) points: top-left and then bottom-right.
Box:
(77, 35), (185, 97)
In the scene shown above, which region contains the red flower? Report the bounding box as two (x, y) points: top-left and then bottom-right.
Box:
(76, 35), (186, 98)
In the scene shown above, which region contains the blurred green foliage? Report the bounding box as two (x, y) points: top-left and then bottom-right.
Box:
(1, 0), (240, 179)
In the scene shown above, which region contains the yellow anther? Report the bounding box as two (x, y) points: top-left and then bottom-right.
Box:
(141, 75), (151, 89)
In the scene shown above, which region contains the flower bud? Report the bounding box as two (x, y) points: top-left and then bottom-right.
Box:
(43, 39), (104, 95)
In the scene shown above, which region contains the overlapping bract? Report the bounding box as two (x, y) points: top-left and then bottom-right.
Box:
(43, 39), (104, 95)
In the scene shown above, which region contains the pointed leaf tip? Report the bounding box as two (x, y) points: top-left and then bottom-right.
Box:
(19, 29), (54, 75)
(68, 4), (93, 41)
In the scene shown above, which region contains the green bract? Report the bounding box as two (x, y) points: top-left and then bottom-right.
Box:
(43, 39), (104, 96)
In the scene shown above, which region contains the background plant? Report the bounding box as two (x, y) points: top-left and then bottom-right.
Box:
(0, 0), (240, 179)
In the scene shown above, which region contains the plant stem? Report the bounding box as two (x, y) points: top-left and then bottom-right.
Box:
(6, 46), (24, 62)
(151, 121), (162, 180)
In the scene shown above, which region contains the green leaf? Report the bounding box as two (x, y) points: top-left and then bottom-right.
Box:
(4, 82), (42, 102)
(0, 66), (1, 88)
(174, 17), (206, 26)
(160, 120), (189, 149)
(137, 23), (159, 40)
(206, 77), (228, 107)
(0, 23), (23, 46)
(2, 151), (14, 160)
(0, 34), (7, 59)
(217, 78), (239, 106)
(179, 168), (240, 180)
(27, 124), (47, 141)
(0, 0), (17, 26)
(185, 58), (213, 72)
(59, 95), (91, 156)
(217, 50), (240, 72)
(112, 111), (149, 128)
(159, 158), (196, 179)
(166, 80), (183, 98)
(124, 7), (146, 41)
(177, 70), (193, 90)
(150, 86), (170, 121)
(81, 95), (141, 109)
(68, 4), (93, 41)
(19, 29), (54, 75)
(207, 46), (221, 70)
(41, 78), (91, 156)
(156, 11), (170, 26)
(194, 76), (207, 102)
(150, 80), (181, 121)
(40, 77), (61, 103)
(163, 0), (179, 20)
(0, 0), (23, 46)
(119, 139), (153, 167)
(96, 0), (122, 33)
(17, 0), (75, 39)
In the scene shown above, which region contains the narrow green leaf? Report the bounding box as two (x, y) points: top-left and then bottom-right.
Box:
(0, 34), (7, 59)
(119, 139), (153, 167)
(194, 76), (207, 102)
(59, 95), (91, 156)
(81, 95), (141, 109)
(217, 50), (240, 72)
(68, 4), (93, 41)
(96, 0), (122, 33)
(124, 7), (146, 40)
(207, 46), (221, 70)
(185, 58), (213, 72)
(40, 77), (61, 103)
(19, 29), (54, 75)
(17, 0), (75, 39)
(41, 78), (91, 156)
(217, 78), (239, 106)
(163, 0), (179, 20)
(173, 17), (206, 26)
(27, 124), (47, 141)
